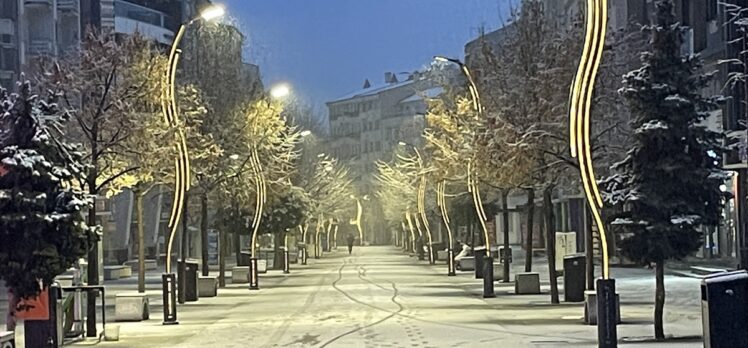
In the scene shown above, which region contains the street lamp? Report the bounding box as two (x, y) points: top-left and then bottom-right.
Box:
(350, 194), (369, 245)
(159, 4), (225, 326)
(398, 142), (435, 265)
(433, 55), (493, 296)
(270, 83), (291, 99)
(300, 130), (312, 137)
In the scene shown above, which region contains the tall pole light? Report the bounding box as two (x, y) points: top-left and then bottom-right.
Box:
(398, 142), (435, 265)
(350, 194), (369, 244)
(568, 0), (616, 345)
(158, 4), (225, 326)
(248, 83), (292, 290)
(433, 55), (493, 297)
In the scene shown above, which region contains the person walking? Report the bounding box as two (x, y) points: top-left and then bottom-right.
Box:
(346, 233), (356, 255)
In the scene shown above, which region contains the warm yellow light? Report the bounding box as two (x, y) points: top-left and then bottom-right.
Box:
(200, 5), (225, 22)
(569, 0), (609, 279)
(398, 141), (407, 146)
(270, 83), (291, 99)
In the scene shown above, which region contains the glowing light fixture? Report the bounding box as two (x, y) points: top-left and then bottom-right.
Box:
(199, 5), (225, 22)
(569, 0), (609, 278)
(270, 83), (291, 99)
(300, 130), (312, 137)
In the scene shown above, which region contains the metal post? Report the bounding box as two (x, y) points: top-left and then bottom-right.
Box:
(596, 278), (617, 348)
(249, 257), (259, 290)
(482, 255), (495, 298)
(162, 273), (178, 325)
(738, 169), (748, 270)
(448, 248), (456, 276)
(283, 248), (290, 274)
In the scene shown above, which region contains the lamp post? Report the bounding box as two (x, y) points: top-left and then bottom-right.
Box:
(248, 83), (293, 291)
(398, 142), (435, 265)
(433, 55), (493, 297)
(159, 4), (225, 326)
(350, 194), (369, 245)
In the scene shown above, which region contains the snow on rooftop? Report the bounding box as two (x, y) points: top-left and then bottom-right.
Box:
(329, 80), (416, 104)
(400, 87), (444, 103)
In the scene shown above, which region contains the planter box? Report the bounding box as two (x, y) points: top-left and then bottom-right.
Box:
(584, 290), (621, 325)
(458, 257), (475, 271)
(115, 293), (149, 322)
(514, 272), (541, 294)
(104, 266), (128, 280)
(232, 266), (249, 284)
(198, 276), (218, 297)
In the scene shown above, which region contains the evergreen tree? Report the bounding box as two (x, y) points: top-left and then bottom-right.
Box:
(0, 81), (96, 300)
(609, 0), (727, 339)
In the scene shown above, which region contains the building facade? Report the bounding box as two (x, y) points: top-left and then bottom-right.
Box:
(326, 71), (445, 244)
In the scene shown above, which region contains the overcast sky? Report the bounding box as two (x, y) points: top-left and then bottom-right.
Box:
(222, 0), (517, 110)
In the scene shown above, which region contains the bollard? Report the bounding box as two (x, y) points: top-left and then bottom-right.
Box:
(249, 257), (260, 290)
(482, 255), (495, 298)
(162, 273), (178, 325)
(596, 278), (617, 348)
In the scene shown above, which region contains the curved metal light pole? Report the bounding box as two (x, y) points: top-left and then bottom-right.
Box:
(434, 55), (493, 297)
(569, 0), (615, 345)
(161, 4), (224, 325)
(438, 181), (456, 276)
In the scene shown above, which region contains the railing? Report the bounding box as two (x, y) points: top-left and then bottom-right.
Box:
(24, 0), (53, 6)
(57, 0), (78, 12)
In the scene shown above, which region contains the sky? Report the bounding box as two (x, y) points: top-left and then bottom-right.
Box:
(221, 0), (518, 112)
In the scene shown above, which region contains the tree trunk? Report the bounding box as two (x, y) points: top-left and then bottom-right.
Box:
(200, 192), (209, 276)
(179, 192), (189, 304)
(137, 191), (145, 293)
(543, 185), (559, 304)
(219, 229), (226, 287)
(86, 165), (98, 337)
(525, 188), (535, 272)
(585, 207), (595, 290)
(655, 261), (666, 340)
(502, 189), (511, 282)
(273, 232), (284, 270)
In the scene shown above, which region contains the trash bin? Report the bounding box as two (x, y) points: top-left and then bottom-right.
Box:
(238, 251), (251, 266)
(563, 253), (585, 302)
(474, 246), (487, 279)
(179, 259), (199, 302)
(702, 270), (748, 348)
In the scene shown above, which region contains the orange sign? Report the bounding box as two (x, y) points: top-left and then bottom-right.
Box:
(15, 288), (50, 321)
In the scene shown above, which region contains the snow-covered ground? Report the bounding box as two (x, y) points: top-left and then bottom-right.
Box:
(5, 247), (705, 347)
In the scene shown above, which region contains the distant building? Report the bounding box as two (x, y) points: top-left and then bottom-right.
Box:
(326, 70), (446, 244)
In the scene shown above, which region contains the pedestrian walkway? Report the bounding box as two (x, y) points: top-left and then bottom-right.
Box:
(68, 246), (703, 347)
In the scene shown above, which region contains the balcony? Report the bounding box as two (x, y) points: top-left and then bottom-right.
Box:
(24, 0), (53, 7)
(28, 39), (53, 56)
(57, 0), (78, 12)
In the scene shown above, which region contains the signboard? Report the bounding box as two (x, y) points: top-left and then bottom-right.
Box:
(14, 288), (49, 321)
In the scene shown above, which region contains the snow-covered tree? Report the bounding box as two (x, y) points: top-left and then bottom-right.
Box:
(0, 81), (96, 300)
(609, 0), (728, 339)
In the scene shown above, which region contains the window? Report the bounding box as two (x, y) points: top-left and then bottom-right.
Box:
(706, 0), (717, 21)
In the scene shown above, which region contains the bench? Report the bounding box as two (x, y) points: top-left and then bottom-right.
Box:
(115, 293), (149, 322)
(457, 256), (476, 271)
(232, 266), (249, 284)
(584, 290), (621, 325)
(514, 272), (541, 294)
(123, 259), (158, 271)
(103, 265), (129, 280)
(198, 276), (218, 297)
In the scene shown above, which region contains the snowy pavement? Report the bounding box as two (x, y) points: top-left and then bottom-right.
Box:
(53, 247), (704, 347)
